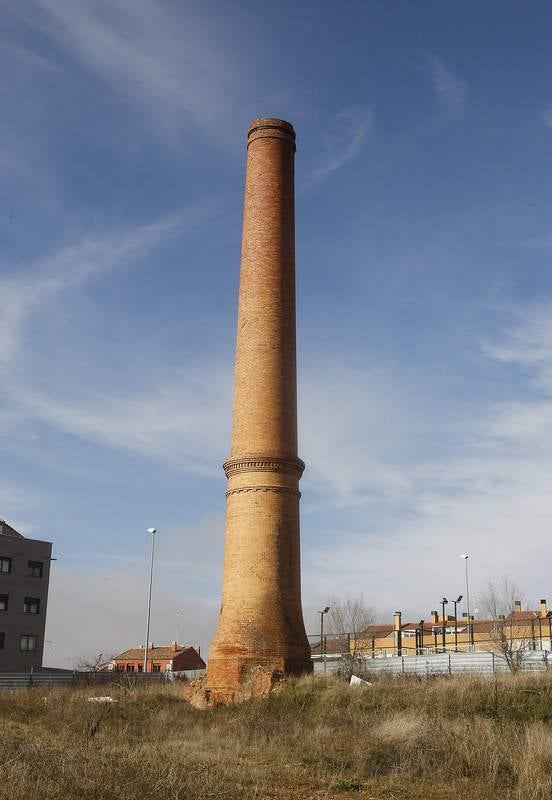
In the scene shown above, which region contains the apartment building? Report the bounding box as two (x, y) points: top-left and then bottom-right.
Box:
(113, 643), (206, 675)
(312, 600), (552, 660)
(0, 520), (52, 671)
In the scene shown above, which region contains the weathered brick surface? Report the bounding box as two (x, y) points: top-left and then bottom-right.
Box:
(206, 119), (312, 699)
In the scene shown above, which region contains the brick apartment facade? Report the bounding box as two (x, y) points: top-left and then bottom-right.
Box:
(0, 520), (52, 671)
(113, 643), (206, 675)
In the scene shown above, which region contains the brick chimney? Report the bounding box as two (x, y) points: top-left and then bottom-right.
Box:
(540, 599), (548, 618)
(431, 610), (439, 625)
(393, 611), (402, 631)
(514, 600), (522, 614)
(206, 118), (311, 698)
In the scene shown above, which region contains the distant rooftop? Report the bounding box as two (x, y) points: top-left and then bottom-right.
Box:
(0, 520), (24, 539)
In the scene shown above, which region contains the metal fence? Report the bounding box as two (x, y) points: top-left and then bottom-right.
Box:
(313, 650), (552, 677)
(0, 670), (170, 691)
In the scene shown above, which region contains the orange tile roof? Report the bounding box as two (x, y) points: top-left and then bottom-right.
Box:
(115, 645), (197, 662)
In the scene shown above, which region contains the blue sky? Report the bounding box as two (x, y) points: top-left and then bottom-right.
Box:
(3, 1), (552, 665)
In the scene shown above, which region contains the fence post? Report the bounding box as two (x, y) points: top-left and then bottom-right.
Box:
(545, 651), (549, 671)
(401, 656), (405, 675)
(491, 652), (495, 673)
(29, 666), (33, 688)
(448, 653), (452, 675)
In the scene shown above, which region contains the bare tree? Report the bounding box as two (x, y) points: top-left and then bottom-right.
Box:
(482, 580), (532, 673)
(76, 652), (114, 673)
(326, 596), (376, 678)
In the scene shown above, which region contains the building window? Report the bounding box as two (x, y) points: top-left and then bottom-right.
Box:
(152, 664), (161, 673)
(23, 597), (40, 614)
(20, 635), (37, 652)
(126, 664), (135, 672)
(138, 664), (143, 672)
(26, 561), (43, 578)
(0, 557), (11, 574)
(0, 595), (8, 611)
(0, 633), (4, 649)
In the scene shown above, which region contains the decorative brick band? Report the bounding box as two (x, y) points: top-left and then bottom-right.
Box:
(223, 455), (305, 478)
(225, 485), (301, 498)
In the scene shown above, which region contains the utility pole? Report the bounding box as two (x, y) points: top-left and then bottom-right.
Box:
(143, 527), (157, 674)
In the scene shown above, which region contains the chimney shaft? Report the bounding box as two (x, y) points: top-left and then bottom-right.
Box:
(431, 610), (439, 624)
(207, 119), (311, 699)
(393, 611), (402, 631)
(514, 600), (522, 614)
(540, 599), (547, 618)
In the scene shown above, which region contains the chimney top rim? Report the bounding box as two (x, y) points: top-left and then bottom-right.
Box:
(248, 118), (295, 141)
(247, 117), (296, 148)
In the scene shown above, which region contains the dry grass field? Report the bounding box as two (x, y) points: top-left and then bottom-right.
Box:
(1, 672), (552, 799)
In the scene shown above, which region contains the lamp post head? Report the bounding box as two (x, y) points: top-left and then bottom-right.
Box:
(460, 554), (468, 560)
(456, 595), (463, 603)
(147, 528), (157, 535)
(442, 597), (448, 604)
(320, 606), (330, 615)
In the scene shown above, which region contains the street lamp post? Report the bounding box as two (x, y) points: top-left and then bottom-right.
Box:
(452, 595), (463, 652)
(418, 619), (425, 656)
(460, 555), (472, 650)
(537, 615), (543, 650)
(143, 528), (157, 674)
(441, 598), (448, 653)
(318, 607), (330, 672)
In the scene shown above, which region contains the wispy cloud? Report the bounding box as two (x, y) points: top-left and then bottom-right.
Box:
(298, 301), (552, 620)
(0, 199), (229, 476)
(483, 302), (552, 392)
(10, 369), (231, 477)
(312, 106), (372, 178)
(30, 0), (251, 146)
(0, 202), (215, 365)
(423, 54), (467, 120)
(300, 363), (412, 504)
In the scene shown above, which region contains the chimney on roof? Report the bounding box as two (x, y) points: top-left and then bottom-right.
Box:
(540, 599), (548, 618)
(462, 612), (469, 619)
(431, 610), (439, 624)
(393, 611), (402, 631)
(514, 600), (522, 614)
(172, 641), (178, 653)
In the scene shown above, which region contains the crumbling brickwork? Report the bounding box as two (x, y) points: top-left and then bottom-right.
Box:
(206, 119), (312, 700)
